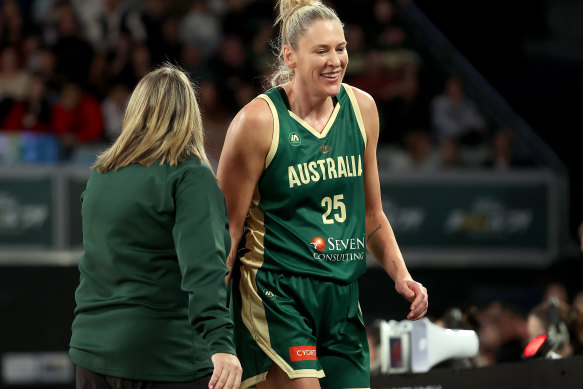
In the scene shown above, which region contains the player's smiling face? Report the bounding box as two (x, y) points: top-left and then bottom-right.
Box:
(293, 19), (348, 97)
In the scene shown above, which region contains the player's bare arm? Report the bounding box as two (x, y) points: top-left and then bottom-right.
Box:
(353, 86), (428, 320)
(217, 98), (273, 285)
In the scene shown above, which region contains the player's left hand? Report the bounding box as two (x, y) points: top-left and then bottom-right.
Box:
(395, 278), (428, 321)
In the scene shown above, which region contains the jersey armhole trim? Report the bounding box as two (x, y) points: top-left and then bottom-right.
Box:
(256, 94), (280, 169)
(343, 84), (368, 148)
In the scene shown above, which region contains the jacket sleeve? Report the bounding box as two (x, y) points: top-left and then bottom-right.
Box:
(171, 163), (236, 356)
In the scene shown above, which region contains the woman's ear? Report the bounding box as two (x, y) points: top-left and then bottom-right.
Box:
(282, 45), (297, 69)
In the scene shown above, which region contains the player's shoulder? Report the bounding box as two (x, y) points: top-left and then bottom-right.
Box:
(236, 95), (274, 129)
(225, 94), (274, 153)
(343, 83), (377, 113)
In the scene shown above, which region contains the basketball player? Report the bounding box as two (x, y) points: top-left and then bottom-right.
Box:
(217, 1), (428, 388)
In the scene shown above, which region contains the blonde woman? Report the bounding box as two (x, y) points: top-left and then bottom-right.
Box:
(218, 1), (428, 388)
(69, 65), (242, 389)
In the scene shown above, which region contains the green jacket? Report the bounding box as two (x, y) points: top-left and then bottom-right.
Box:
(69, 156), (235, 382)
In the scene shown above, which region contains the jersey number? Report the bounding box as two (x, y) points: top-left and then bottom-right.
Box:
(321, 194), (346, 224)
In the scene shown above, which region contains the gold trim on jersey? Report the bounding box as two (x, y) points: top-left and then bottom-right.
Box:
(342, 84), (368, 147)
(241, 369), (325, 389)
(242, 187), (265, 269)
(239, 266), (326, 389)
(288, 102), (341, 139)
(257, 95), (280, 169)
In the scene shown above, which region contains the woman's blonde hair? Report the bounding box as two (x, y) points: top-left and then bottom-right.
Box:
(269, 0), (342, 87)
(94, 64), (211, 173)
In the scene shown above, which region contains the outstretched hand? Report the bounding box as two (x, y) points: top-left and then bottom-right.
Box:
(395, 279), (428, 321)
(209, 353), (242, 389)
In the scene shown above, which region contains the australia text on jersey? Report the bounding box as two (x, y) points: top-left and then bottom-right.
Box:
(288, 155), (363, 188)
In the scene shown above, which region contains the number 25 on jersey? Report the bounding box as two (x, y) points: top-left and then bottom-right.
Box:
(321, 194), (346, 224)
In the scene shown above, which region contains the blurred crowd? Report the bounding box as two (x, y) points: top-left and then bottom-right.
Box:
(0, 0), (537, 170)
(366, 281), (583, 373)
(366, 226), (583, 371)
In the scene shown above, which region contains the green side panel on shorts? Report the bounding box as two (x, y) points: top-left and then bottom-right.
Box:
(242, 84), (367, 283)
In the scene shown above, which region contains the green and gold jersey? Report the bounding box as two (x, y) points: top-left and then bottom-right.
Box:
(240, 84), (368, 283)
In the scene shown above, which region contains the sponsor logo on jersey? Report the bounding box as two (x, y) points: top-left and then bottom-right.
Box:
(320, 145), (332, 154)
(310, 237), (326, 251)
(289, 346), (317, 361)
(288, 155), (363, 188)
(289, 132), (301, 146)
(309, 235), (367, 261)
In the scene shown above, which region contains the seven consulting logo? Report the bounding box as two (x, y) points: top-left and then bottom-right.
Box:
(310, 237), (326, 251)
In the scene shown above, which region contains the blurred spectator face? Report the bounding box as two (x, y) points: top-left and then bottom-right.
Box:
(60, 83), (82, 109)
(400, 74), (419, 100)
(544, 282), (568, 303)
(220, 36), (245, 67)
(374, 0), (394, 23)
(131, 45), (152, 75)
(345, 25), (364, 53)
(492, 130), (511, 157)
(27, 76), (47, 101)
(526, 313), (546, 342)
(234, 83), (257, 109)
(445, 77), (464, 103)
(2, 0), (20, 19)
(384, 27), (405, 46)
(440, 138), (460, 163)
(1, 46), (19, 72)
(573, 291), (583, 310)
(181, 44), (202, 67)
(104, 0), (120, 13)
(162, 18), (180, 43)
(57, 5), (79, 37)
(146, 0), (167, 17)
(365, 50), (385, 73)
(37, 49), (57, 76)
(199, 80), (219, 111)
(108, 84), (130, 108)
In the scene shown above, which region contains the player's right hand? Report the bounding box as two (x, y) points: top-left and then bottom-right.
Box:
(209, 353), (242, 389)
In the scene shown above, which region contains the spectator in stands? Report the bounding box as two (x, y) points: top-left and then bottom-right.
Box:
(180, 43), (213, 81)
(379, 72), (429, 146)
(430, 76), (487, 145)
(0, 0), (27, 47)
(138, 0), (170, 63)
(209, 34), (255, 112)
(366, 321), (382, 374)
(478, 300), (529, 364)
(86, 0), (146, 54)
(400, 129), (439, 171)
(101, 82), (130, 143)
(180, 0), (222, 59)
(157, 16), (182, 64)
(543, 281), (569, 304)
(198, 80), (230, 170)
(128, 43), (153, 87)
(526, 298), (583, 358)
(0, 45), (30, 121)
(51, 2), (94, 86)
(1, 74), (52, 132)
(573, 290), (583, 311)
(51, 81), (104, 155)
(484, 128), (533, 169)
(0, 45), (29, 102)
(438, 137), (464, 169)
